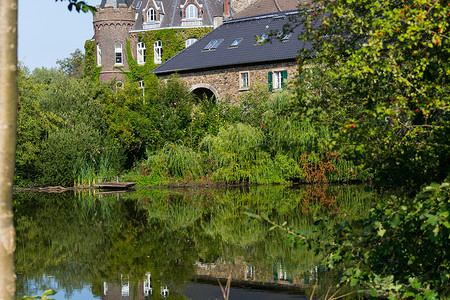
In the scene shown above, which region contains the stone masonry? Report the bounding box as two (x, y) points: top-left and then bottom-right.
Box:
(175, 61), (298, 102)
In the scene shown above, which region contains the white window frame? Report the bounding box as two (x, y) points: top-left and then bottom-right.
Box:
(147, 7), (156, 21)
(185, 38), (198, 48)
(153, 40), (162, 64)
(137, 42), (146, 65)
(96, 44), (102, 66)
(240, 72), (249, 89)
(115, 42), (123, 65)
(186, 4), (198, 19)
(273, 71), (283, 90)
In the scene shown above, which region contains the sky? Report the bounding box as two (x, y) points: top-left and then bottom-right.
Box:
(18, 0), (102, 71)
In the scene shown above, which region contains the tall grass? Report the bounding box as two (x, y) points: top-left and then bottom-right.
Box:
(201, 123), (287, 184)
(143, 143), (203, 181)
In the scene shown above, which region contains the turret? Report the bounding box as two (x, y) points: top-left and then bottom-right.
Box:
(93, 1), (135, 82)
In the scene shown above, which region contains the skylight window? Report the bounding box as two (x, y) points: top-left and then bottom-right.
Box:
(136, 1), (142, 9)
(204, 40), (216, 50)
(230, 38), (242, 47)
(203, 39), (224, 50)
(211, 39), (223, 49)
(282, 34), (291, 41)
(256, 34), (268, 43)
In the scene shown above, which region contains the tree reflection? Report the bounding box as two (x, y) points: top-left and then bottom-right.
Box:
(14, 185), (376, 299)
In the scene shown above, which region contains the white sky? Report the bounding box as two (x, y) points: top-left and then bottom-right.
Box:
(18, 0), (102, 71)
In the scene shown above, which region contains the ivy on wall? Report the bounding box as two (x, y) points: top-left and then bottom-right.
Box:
(126, 27), (213, 82)
(84, 27), (213, 82)
(83, 40), (101, 82)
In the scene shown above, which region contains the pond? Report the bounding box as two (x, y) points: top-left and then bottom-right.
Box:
(14, 184), (379, 299)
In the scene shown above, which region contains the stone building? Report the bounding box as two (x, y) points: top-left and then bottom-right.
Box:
(152, 10), (311, 101)
(92, 0), (294, 82)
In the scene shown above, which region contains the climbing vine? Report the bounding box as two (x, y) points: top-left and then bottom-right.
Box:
(126, 27), (213, 82)
(83, 40), (101, 82)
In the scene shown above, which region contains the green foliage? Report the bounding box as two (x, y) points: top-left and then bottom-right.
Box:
(143, 143), (204, 180)
(201, 123), (288, 183)
(83, 40), (101, 81)
(319, 180), (450, 298)
(123, 27), (213, 82)
(15, 66), (124, 187)
(22, 289), (56, 300)
(294, 0), (449, 187)
(56, 49), (84, 78)
(56, 0), (96, 13)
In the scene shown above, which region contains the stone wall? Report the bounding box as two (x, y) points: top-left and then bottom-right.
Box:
(174, 61), (298, 102)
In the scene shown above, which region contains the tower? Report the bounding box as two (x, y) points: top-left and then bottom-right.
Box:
(93, 0), (135, 82)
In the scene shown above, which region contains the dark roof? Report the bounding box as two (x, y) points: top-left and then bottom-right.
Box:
(232, 0), (302, 19)
(152, 10), (311, 75)
(100, 0), (134, 8)
(130, 0), (223, 30)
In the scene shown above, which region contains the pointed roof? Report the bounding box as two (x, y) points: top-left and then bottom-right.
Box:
(232, 0), (310, 19)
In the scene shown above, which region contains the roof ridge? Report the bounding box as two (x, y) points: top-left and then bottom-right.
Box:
(226, 9), (299, 24)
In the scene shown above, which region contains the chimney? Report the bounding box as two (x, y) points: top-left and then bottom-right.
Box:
(223, 0), (230, 19)
(213, 16), (224, 28)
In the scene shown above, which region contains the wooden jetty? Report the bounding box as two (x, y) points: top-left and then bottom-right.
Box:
(94, 181), (136, 190)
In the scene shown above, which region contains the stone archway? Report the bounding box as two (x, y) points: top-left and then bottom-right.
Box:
(189, 83), (219, 102)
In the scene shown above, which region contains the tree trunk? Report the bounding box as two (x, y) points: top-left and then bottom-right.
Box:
(0, 1), (18, 299)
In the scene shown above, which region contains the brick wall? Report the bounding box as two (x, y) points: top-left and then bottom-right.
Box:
(94, 4), (135, 82)
(171, 61), (298, 102)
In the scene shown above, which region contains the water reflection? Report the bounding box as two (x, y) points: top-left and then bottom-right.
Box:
(14, 185), (376, 299)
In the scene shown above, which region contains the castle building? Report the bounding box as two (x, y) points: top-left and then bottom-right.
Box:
(91, 0), (302, 82)
(92, 0), (243, 82)
(152, 10), (310, 101)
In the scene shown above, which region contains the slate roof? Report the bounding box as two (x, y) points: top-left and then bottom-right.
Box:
(100, 0), (134, 8)
(232, 0), (301, 19)
(128, 0), (223, 30)
(152, 10), (311, 75)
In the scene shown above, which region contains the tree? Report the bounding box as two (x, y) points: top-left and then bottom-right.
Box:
(0, 2), (18, 299)
(56, 49), (85, 78)
(0, 1), (95, 299)
(293, 0), (449, 187)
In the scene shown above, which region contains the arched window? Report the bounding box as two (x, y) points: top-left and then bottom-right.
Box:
(147, 7), (156, 21)
(115, 42), (123, 64)
(96, 44), (102, 66)
(153, 40), (162, 64)
(137, 42), (146, 65)
(186, 4), (198, 19)
(185, 38), (198, 48)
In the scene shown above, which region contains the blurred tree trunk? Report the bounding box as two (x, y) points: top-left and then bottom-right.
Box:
(0, 1), (18, 299)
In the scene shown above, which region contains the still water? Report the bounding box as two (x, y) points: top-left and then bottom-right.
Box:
(14, 185), (377, 299)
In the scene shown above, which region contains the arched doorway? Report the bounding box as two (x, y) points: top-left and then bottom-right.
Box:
(189, 84), (219, 102)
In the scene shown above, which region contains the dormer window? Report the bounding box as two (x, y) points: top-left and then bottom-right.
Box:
(186, 4), (198, 19)
(115, 43), (123, 64)
(148, 8), (156, 22)
(185, 38), (198, 48)
(137, 42), (146, 65)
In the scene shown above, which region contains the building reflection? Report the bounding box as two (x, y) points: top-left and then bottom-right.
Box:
(102, 273), (169, 299)
(101, 260), (317, 299)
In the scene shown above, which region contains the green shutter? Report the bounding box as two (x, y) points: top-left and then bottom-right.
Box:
(282, 70), (288, 88)
(268, 71), (273, 91)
